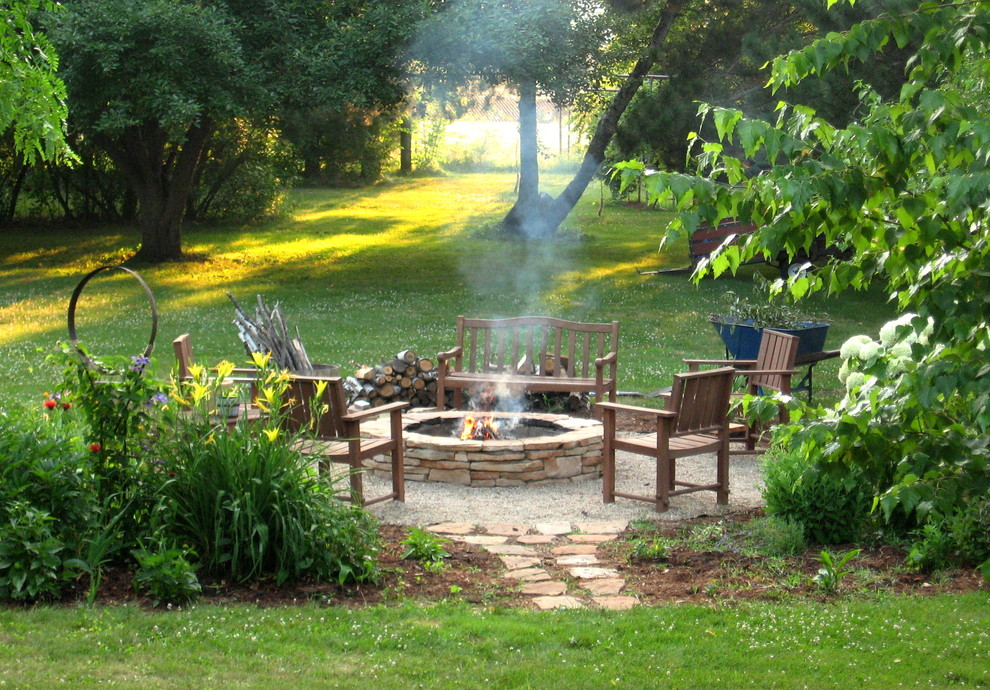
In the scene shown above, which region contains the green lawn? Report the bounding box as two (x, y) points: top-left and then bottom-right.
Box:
(1, 595), (987, 688)
(0, 172), (895, 404)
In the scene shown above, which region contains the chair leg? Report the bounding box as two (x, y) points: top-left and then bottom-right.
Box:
(390, 445), (405, 502)
(655, 449), (671, 513)
(349, 459), (365, 506)
(601, 408), (615, 503)
(669, 458), (677, 490)
(716, 434), (729, 505)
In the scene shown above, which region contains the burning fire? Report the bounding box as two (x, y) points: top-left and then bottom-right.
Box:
(460, 413), (501, 440)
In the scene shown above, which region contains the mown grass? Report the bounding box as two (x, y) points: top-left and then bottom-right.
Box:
(0, 172), (895, 404)
(1, 594), (987, 688)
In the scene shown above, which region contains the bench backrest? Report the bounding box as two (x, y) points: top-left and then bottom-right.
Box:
(690, 220), (757, 263)
(452, 316), (619, 379)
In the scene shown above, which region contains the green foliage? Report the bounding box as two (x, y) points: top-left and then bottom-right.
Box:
(0, 0), (73, 163)
(762, 445), (869, 545)
(741, 516), (807, 557)
(628, 536), (672, 563)
(641, 0), (990, 532)
(906, 523), (956, 573)
(713, 274), (818, 329)
(951, 496), (990, 575)
(131, 543), (201, 607)
(159, 364), (380, 585)
(401, 528), (451, 565)
(0, 501), (75, 601)
(812, 547), (861, 594)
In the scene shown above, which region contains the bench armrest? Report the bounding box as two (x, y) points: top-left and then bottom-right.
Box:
(437, 346), (462, 363)
(594, 351), (618, 368)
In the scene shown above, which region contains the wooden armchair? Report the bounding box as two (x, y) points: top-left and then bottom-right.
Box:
(684, 329), (800, 454)
(172, 333), (261, 423)
(596, 366), (736, 512)
(284, 375), (407, 506)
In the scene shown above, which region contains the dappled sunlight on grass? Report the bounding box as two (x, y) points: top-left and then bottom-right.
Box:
(0, 174), (899, 403)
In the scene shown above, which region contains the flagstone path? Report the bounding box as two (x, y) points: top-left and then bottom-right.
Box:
(426, 520), (639, 610)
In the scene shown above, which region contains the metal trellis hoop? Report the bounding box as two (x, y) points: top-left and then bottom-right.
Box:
(67, 265), (158, 370)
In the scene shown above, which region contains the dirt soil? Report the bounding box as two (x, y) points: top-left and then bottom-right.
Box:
(64, 509), (987, 610)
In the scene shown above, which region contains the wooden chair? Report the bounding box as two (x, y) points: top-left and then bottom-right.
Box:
(172, 333), (261, 424)
(684, 329), (800, 454)
(596, 367), (736, 512)
(284, 375), (407, 506)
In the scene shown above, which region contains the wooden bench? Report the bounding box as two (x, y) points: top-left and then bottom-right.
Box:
(436, 316), (619, 415)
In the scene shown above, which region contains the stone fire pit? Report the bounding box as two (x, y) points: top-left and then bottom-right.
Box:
(361, 410), (603, 487)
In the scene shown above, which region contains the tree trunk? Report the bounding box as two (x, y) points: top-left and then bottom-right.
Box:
(504, 80), (554, 237)
(100, 118), (213, 262)
(503, 1), (686, 234)
(399, 116), (413, 175)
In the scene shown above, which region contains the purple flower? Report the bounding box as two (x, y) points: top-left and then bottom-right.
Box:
(146, 392), (169, 407)
(130, 355), (151, 372)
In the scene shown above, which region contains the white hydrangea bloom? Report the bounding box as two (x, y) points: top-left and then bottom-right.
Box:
(888, 341), (912, 360)
(840, 334), (874, 360)
(879, 313), (917, 347)
(845, 371), (868, 393)
(838, 359), (852, 384)
(858, 341), (883, 360)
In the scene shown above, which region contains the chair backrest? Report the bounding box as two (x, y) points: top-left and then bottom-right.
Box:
(752, 330), (800, 393)
(283, 375), (350, 438)
(173, 333), (194, 380)
(667, 366), (736, 436)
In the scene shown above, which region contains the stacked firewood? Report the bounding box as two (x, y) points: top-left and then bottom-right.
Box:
(345, 349), (439, 409)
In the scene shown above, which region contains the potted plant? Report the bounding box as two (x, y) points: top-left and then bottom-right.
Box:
(710, 277), (830, 359)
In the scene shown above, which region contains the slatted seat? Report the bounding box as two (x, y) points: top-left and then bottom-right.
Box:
(596, 367), (736, 512)
(437, 316), (619, 416)
(284, 375), (407, 507)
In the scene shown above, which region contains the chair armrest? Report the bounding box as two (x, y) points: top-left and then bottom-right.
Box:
(437, 346), (462, 363)
(736, 368), (800, 378)
(342, 401), (408, 423)
(683, 358), (757, 370)
(595, 401), (676, 418)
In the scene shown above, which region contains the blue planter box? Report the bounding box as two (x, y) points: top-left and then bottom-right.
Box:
(712, 319), (830, 360)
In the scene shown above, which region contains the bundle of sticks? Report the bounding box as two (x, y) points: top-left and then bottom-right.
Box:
(227, 293), (314, 372)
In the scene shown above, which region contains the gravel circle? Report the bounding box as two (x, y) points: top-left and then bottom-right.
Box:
(364, 448), (766, 526)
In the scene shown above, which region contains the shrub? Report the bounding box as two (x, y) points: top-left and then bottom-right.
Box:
(742, 515), (807, 557)
(906, 522), (957, 573)
(951, 496), (990, 574)
(158, 415), (379, 585)
(762, 446), (870, 545)
(0, 502), (77, 601)
(132, 543), (201, 607)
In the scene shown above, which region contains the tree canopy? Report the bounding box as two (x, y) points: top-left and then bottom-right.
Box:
(636, 0), (990, 538)
(48, 0), (425, 261)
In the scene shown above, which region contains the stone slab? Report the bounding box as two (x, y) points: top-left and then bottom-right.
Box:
(484, 544), (539, 556)
(551, 544), (599, 556)
(426, 523), (476, 535)
(580, 579), (625, 596)
(532, 595), (585, 610)
(534, 522), (572, 536)
(569, 566), (621, 580)
(556, 554), (599, 566)
(500, 555), (542, 570)
(503, 568), (551, 582)
(520, 581), (567, 596)
(457, 535), (508, 545)
(594, 596), (639, 610)
(567, 534), (618, 543)
(516, 535), (557, 545)
(574, 521), (628, 535)
(483, 524), (530, 537)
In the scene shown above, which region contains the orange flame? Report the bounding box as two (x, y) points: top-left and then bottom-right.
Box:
(460, 413), (501, 440)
